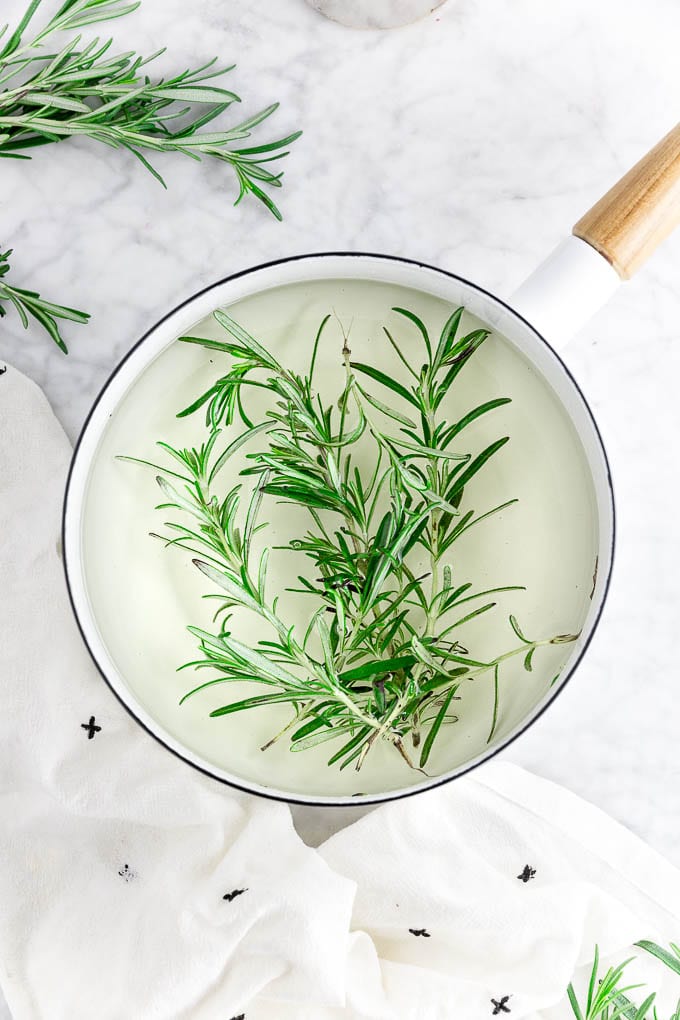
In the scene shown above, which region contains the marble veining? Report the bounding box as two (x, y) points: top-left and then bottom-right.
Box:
(2, 0), (680, 890)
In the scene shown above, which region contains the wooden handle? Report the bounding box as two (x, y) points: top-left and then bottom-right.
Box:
(573, 122), (680, 279)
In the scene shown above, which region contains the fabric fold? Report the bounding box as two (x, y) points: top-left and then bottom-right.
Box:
(2, 360), (679, 1020)
(0, 364), (364, 1020)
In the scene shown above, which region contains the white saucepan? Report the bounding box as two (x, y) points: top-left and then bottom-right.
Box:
(63, 124), (680, 805)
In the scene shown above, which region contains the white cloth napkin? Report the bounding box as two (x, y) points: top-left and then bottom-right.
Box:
(1, 361), (679, 1020)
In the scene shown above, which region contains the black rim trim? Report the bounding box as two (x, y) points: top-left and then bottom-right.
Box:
(62, 250), (616, 807)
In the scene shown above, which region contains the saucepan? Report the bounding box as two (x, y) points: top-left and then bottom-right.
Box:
(63, 123), (680, 805)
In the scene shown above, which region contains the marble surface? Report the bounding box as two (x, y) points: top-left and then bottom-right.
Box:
(3, 0), (680, 889)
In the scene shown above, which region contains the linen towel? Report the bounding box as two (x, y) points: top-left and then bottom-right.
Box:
(1, 360), (679, 1020)
(0, 364), (362, 1019)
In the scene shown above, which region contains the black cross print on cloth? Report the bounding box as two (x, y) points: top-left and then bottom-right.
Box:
(223, 888), (247, 902)
(118, 865), (136, 882)
(0, 366), (6, 375)
(81, 716), (101, 739)
(517, 865), (536, 883)
(229, 1015), (245, 1020)
(492, 996), (511, 1014)
(408, 928), (431, 938)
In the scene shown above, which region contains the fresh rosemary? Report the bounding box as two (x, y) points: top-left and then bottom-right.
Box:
(124, 305), (578, 772)
(568, 941), (680, 1020)
(0, 246), (89, 351)
(0, 1), (300, 350)
(0, 0), (300, 217)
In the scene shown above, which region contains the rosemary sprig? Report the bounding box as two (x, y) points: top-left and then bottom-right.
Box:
(0, 246), (89, 351)
(0, 0), (300, 218)
(123, 305), (578, 772)
(568, 942), (680, 1020)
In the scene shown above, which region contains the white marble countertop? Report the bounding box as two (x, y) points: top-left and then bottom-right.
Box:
(3, 0), (680, 876)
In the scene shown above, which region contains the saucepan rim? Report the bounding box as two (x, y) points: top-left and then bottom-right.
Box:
(62, 250), (615, 806)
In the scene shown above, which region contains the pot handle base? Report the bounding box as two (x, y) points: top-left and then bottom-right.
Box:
(511, 123), (680, 347)
(510, 235), (620, 350)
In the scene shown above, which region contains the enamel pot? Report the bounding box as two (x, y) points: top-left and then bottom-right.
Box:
(63, 124), (680, 806)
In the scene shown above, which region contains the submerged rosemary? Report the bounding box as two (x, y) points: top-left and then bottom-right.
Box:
(124, 305), (578, 772)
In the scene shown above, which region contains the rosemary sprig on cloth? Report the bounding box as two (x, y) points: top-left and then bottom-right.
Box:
(568, 941), (680, 1020)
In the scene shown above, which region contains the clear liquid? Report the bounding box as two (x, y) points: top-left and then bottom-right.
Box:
(82, 278), (599, 797)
